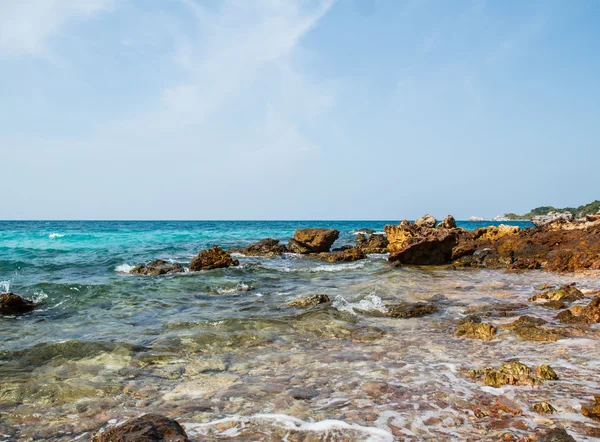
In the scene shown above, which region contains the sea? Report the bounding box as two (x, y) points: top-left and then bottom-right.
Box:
(1, 220), (599, 441)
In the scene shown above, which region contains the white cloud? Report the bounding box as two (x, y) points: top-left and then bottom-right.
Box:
(0, 0), (113, 57)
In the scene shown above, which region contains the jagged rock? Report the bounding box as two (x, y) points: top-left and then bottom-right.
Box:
(531, 401), (556, 415)
(499, 316), (564, 341)
(189, 245), (239, 271)
(529, 283), (585, 303)
(470, 361), (556, 388)
(456, 319), (497, 341)
(286, 294), (331, 308)
(492, 397), (522, 415)
(555, 309), (591, 325)
(229, 238), (288, 257)
(92, 414), (190, 442)
(356, 233), (388, 254)
(536, 364), (559, 380)
(472, 225), (520, 242)
(437, 215), (456, 229)
(386, 302), (438, 318)
(288, 229), (339, 254)
(531, 211), (574, 227)
(534, 428), (576, 442)
(131, 260), (185, 276)
(586, 213), (600, 222)
(540, 300), (567, 310)
(0, 293), (35, 315)
(582, 395), (600, 421)
(320, 247), (365, 263)
(385, 221), (458, 265)
(415, 214), (437, 228)
(580, 296), (600, 322)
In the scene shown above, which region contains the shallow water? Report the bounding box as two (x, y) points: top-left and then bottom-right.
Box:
(2, 220), (600, 441)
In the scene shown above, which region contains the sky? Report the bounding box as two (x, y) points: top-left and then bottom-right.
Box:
(1, 0), (599, 220)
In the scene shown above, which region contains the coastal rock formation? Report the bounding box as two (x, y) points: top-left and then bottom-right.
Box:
(386, 302), (438, 318)
(470, 361), (557, 388)
(528, 283), (585, 303)
(190, 245), (239, 271)
(580, 296), (600, 322)
(531, 211), (574, 227)
(356, 233), (388, 254)
(499, 315), (565, 341)
(456, 317), (496, 341)
(531, 401), (556, 415)
(385, 221), (458, 264)
(586, 212), (600, 222)
(0, 293), (35, 315)
(286, 294), (331, 308)
(437, 215), (456, 229)
(415, 214), (437, 228)
(320, 247), (365, 263)
(229, 238), (288, 257)
(581, 396), (600, 421)
(92, 414), (190, 442)
(288, 229), (339, 254)
(131, 259), (185, 276)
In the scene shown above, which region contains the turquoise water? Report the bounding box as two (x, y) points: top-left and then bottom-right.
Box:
(5, 220), (600, 441)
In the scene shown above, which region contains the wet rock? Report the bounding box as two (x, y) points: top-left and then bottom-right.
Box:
(385, 221), (458, 265)
(540, 300), (568, 310)
(0, 293), (35, 315)
(536, 364), (559, 380)
(470, 361), (555, 388)
(356, 233), (388, 254)
(361, 381), (390, 397)
(531, 211), (574, 227)
(92, 414), (190, 442)
(499, 315), (564, 341)
(320, 247), (365, 263)
(534, 428), (577, 442)
(288, 229), (339, 254)
(529, 283), (585, 303)
(492, 397), (522, 415)
(531, 401), (556, 415)
(555, 309), (590, 325)
(580, 296), (600, 322)
(386, 302), (438, 318)
(286, 294), (331, 308)
(437, 215), (457, 229)
(289, 387), (318, 400)
(190, 245), (239, 271)
(353, 228), (375, 235)
(415, 214), (437, 228)
(229, 238), (288, 257)
(131, 259), (185, 276)
(456, 320), (497, 341)
(581, 395), (600, 421)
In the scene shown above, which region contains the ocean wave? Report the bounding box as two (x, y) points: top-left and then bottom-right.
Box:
(31, 291), (48, 303)
(0, 280), (10, 292)
(115, 264), (135, 274)
(49, 233), (66, 239)
(184, 413), (394, 441)
(333, 294), (388, 315)
(311, 262), (365, 273)
(216, 283), (254, 294)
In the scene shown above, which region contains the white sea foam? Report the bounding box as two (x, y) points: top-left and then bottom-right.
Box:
(311, 262), (365, 273)
(216, 283), (253, 294)
(0, 281), (10, 293)
(184, 414), (394, 441)
(333, 294), (388, 315)
(230, 252), (245, 258)
(115, 264), (134, 274)
(49, 233), (65, 239)
(31, 291), (48, 303)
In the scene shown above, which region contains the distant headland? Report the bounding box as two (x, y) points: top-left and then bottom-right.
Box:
(504, 200), (600, 221)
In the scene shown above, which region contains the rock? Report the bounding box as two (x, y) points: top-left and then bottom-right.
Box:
(586, 213), (600, 222)
(385, 221), (458, 265)
(472, 225), (520, 242)
(92, 414), (190, 442)
(288, 229), (339, 253)
(0, 293), (35, 315)
(540, 300), (568, 310)
(320, 247), (365, 263)
(361, 381), (390, 397)
(531, 401), (556, 415)
(386, 302), (438, 318)
(492, 397), (522, 415)
(286, 294), (331, 308)
(536, 364), (559, 380)
(189, 245), (239, 271)
(581, 395), (600, 421)
(531, 211), (574, 227)
(415, 214), (437, 228)
(437, 215), (456, 229)
(499, 316), (564, 342)
(528, 283), (585, 303)
(229, 238), (288, 257)
(470, 361), (555, 388)
(534, 428), (576, 442)
(131, 259), (185, 276)
(580, 296), (600, 322)
(555, 309), (590, 325)
(356, 233), (388, 254)
(456, 320), (497, 341)
(289, 387), (318, 400)
(353, 228), (375, 235)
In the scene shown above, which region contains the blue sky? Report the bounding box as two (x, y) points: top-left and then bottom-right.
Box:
(1, 0), (598, 220)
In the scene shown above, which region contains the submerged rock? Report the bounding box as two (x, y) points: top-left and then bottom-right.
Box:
(356, 233), (388, 254)
(437, 215), (457, 229)
(531, 401), (556, 415)
(581, 395), (600, 421)
(385, 302), (438, 318)
(528, 283), (585, 303)
(288, 229), (339, 254)
(456, 318), (497, 341)
(92, 414), (190, 442)
(415, 214), (437, 228)
(555, 309), (591, 325)
(286, 294), (331, 308)
(536, 364), (559, 380)
(385, 221), (458, 265)
(131, 259), (185, 276)
(320, 247), (365, 263)
(190, 245), (239, 271)
(229, 238), (288, 257)
(531, 211), (574, 227)
(534, 428), (576, 442)
(470, 360), (557, 388)
(580, 296), (600, 322)
(0, 293), (35, 315)
(499, 316), (565, 342)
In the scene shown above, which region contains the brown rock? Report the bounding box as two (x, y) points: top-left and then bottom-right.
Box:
(288, 229), (339, 253)
(437, 215), (457, 229)
(0, 293), (35, 315)
(286, 294), (331, 308)
(131, 259), (185, 276)
(361, 381), (390, 397)
(541, 300), (568, 310)
(555, 309), (590, 325)
(492, 397), (522, 415)
(415, 214), (437, 228)
(529, 283), (585, 303)
(456, 320), (497, 341)
(321, 247), (365, 263)
(581, 395), (600, 421)
(385, 221), (458, 265)
(534, 428), (576, 442)
(499, 315), (564, 341)
(581, 296), (600, 322)
(356, 233), (388, 254)
(470, 361), (542, 388)
(92, 414), (190, 442)
(531, 401), (556, 415)
(189, 245), (239, 271)
(230, 238), (287, 257)
(536, 364), (559, 380)
(386, 302), (438, 318)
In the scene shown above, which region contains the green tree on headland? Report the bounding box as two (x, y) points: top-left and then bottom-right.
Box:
(505, 200), (600, 220)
